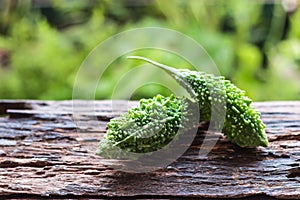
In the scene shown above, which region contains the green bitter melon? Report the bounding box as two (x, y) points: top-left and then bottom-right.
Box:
(97, 56), (268, 158)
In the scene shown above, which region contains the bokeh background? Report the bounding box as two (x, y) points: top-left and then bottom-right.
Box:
(0, 0), (299, 101)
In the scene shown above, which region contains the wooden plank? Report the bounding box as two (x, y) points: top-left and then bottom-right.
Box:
(0, 100), (299, 199)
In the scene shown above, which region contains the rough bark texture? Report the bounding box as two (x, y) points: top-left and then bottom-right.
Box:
(0, 100), (299, 199)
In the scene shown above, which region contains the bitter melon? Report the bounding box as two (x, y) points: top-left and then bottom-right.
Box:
(97, 56), (268, 158)
(97, 94), (196, 158)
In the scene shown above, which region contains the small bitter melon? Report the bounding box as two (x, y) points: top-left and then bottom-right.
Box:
(97, 94), (196, 158)
(97, 56), (268, 158)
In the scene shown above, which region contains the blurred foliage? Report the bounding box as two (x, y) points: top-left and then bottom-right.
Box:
(0, 0), (299, 101)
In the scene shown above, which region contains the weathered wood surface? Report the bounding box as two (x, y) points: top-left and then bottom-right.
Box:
(0, 100), (299, 199)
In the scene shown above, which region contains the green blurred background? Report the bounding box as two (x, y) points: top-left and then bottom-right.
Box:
(0, 0), (299, 101)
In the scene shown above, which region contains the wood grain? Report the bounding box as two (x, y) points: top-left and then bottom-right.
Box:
(0, 100), (299, 199)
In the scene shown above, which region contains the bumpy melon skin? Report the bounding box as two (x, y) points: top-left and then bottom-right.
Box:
(178, 69), (268, 147)
(97, 95), (193, 158)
